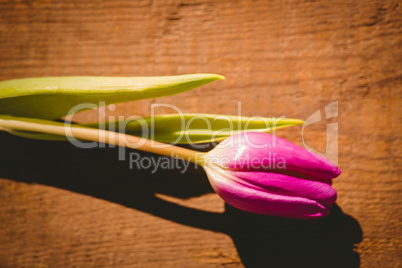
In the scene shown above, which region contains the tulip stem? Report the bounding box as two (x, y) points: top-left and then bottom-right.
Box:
(0, 118), (206, 165)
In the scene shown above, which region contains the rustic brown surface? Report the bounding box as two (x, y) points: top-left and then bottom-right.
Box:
(0, 0), (401, 267)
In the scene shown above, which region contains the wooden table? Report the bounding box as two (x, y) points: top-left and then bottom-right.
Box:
(0, 0), (400, 267)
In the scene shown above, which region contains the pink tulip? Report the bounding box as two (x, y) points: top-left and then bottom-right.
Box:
(203, 132), (341, 219)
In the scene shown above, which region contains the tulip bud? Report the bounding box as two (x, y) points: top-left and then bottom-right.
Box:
(203, 132), (341, 219)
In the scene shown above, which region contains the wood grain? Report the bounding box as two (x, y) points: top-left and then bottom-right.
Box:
(0, 0), (401, 267)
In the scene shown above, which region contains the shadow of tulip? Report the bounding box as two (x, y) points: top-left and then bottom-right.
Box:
(224, 204), (362, 268)
(0, 132), (362, 268)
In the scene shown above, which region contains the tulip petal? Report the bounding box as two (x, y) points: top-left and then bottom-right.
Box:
(208, 132), (341, 181)
(229, 171), (337, 205)
(204, 165), (330, 219)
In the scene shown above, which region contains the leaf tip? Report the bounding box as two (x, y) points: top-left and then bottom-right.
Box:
(197, 73), (225, 81)
(293, 119), (305, 125)
(215, 74), (226, 80)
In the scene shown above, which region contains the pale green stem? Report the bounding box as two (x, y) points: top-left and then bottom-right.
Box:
(0, 119), (206, 166)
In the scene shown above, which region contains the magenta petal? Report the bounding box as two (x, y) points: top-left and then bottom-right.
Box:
(204, 166), (330, 219)
(230, 171), (337, 205)
(208, 132), (341, 181)
(203, 132), (341, 219)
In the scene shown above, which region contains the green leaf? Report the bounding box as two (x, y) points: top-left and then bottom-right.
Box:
(0, 114), (304, 144)
(0, 74), (224, 119)
(96, 114), (304, 143)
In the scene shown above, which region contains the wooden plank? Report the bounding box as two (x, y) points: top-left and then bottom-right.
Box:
(0, 0), (401, 267)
